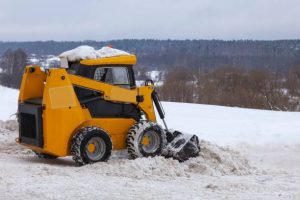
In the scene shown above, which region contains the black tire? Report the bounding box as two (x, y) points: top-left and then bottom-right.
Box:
(126, 121), (166, 159)
(71, 126), (112, 166)
(33, 151), (58, 159)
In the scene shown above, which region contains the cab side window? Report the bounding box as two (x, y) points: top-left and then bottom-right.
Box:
(94, 67), (106, 81)
(94, 67), (130, 88)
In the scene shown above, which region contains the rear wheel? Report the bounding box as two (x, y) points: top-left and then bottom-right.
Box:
(71, 126), (112, 166)
(126, 121), (166, 159)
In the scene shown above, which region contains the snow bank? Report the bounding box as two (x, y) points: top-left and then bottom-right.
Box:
(86, 140), (254, 178)
(186, 140), (254, 176)
(59, 46), (130, 62)
(0, 120), (18, 131)
(90, 156), (232, 179)
(0, 86), (18, 120)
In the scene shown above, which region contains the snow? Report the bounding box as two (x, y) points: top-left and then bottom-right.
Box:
(146, 70), (162, 82)
(59, 46), (130, 62)
(158, 102), (300, 145)
(144, 70), (165, 86)
(46, 56), (60, 62)
(2, 84), (299, 145)
(28, 58), (39, 64)
(0, 86), (19, 120)
(27, 55), (61, 69)
(0, 86), (300, 199)
(135, 80), (145, 86)
(96, 46), (130, 58)
(135, 80), (163, 87)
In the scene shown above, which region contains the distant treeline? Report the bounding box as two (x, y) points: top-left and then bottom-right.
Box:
(158, 66), (300, 111)
(1, 46), (300, 111)
(0, 39), (300, 71)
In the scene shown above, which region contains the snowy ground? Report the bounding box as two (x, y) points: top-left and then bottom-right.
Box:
(0, 86), (18, 120)
(0, 86), (300, 199)
(159, 102), (300, 145)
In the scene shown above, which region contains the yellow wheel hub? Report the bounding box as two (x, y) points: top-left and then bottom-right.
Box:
(141, 135), (150, 146)
(87, 143), (96, 153)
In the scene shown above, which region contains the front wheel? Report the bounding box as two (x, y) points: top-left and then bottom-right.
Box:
(126, 121), (166, 159)
(71, 126), (112, 166)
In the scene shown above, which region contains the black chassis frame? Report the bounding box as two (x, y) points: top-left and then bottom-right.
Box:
(18, 103), (44, 147)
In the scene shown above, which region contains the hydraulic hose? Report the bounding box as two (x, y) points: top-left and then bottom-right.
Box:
(152, 91), (169, 131)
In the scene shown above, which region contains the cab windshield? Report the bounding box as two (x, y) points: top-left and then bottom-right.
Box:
(68, 63), (135, 89)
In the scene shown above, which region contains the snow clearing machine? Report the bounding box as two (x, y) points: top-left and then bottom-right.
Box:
(16, 46), (200, 165)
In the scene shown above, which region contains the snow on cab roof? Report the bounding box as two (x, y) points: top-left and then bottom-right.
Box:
(59, 46), (131, 62)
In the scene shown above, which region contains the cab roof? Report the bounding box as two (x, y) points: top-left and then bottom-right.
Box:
(79, 55), (137, 66)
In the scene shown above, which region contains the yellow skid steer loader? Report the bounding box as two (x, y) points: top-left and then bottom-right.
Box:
(16, 47), (200, 165)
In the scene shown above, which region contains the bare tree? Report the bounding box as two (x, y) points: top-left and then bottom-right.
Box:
(159, 66), (298, 111)
(157, 68), (195, 103)
(0, 48), (27, 88)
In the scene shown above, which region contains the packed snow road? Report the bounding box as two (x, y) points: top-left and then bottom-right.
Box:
(0, 86), (300, 199)
(0, 120), (299, 200)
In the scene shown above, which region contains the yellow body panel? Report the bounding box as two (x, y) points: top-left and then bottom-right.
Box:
(137, 86), (157, 122)
(69, 74), (137, 104)
(48, 86), (78, 109)
(80, 55), (137, 66)
(18, 58), (156, 157)
(18, 66), (46, 102)
(41, 69), (89, 156)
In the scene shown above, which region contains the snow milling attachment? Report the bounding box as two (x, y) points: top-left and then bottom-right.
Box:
(163, 130), (201, 162)
(126, 121), (201, 162)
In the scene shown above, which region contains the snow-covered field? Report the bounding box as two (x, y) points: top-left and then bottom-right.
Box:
(0, 86), (300, 199)
(0, 86), (19, 120)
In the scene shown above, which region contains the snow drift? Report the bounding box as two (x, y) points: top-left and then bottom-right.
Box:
(0, 120), (18, 131)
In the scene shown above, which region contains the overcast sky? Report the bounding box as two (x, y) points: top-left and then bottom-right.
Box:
(0, 0), (299, 41)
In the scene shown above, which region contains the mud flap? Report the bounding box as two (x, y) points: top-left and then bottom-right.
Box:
(162, 130), (201, 162)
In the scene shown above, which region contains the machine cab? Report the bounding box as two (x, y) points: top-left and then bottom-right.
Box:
(65, 55), (141, 121)
(66, 55), (137, 89)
